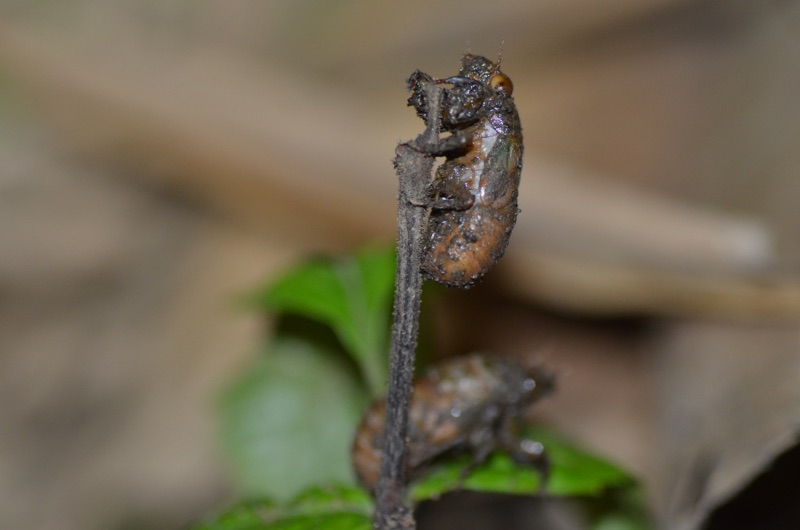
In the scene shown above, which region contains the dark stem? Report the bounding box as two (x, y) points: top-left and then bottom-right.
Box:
(372, 81), (443, 529)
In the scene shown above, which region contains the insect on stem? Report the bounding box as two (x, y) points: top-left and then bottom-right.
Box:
(373, 53), (522, 527)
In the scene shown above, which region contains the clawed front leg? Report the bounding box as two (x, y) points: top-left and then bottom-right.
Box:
(505, 437), (550, 493)
(425, 175), (475, 211)
(407, 163), (475, 211)
(419, 130), (471, 157)
(497, 415), (550, 493)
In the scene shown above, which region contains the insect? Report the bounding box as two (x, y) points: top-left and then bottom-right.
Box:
(351, 353), (554, 492)
(407, 54), (524, 288)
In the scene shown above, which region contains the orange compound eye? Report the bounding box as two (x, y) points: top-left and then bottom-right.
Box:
(489, 73), (513, 95)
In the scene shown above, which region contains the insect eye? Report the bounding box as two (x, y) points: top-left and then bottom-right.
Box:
(489, 73), (513, 95)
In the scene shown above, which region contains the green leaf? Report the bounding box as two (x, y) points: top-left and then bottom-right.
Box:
(252, 245), (396, 396)
(408, 427), (634, 502)
(195, 499), (277, 530)
(270, 484), (372, 530)
(194, 485), (372, 530)
(532, 428), (633, 497)
(264, 513), (370, 530)
(220, 338), (369, 501)
(286, 484), (373, 516)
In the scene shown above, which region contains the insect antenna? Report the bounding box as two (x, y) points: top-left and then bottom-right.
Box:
(494, 40), (506, 74)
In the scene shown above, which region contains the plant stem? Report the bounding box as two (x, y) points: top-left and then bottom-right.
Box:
(373, 79), (443, 529)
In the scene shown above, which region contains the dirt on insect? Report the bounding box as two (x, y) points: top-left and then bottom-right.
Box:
(351, 353), (554, 492)
(407, 54), (524, 288)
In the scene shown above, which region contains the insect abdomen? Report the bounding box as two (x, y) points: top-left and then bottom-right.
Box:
(422, 203), (517, 287)
(422, 131), (522, 288)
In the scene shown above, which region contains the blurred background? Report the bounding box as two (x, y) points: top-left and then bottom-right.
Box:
(1, 1), (799, 529)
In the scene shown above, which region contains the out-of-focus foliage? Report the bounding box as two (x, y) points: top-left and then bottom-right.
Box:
(223, 246), (396, 500)
(251, 245), (396, 397)
(209, 246), (650, 529)
(220, 337), (368, 501)
(195, 485), (372, 530)
(409, 427), (634, 501)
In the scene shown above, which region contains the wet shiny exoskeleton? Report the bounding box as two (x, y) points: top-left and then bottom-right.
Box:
(351, 353), (554, 492)
(407, 54), (523, 288)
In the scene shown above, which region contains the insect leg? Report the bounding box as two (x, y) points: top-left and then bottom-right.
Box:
(437, 75), (482, 88)
(419, 130), (471, 157)
(497, 416), (550, 493)
(425, 175), (475, 210)
(508, 437), (550, 493)
(452, 415), (506, 489)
